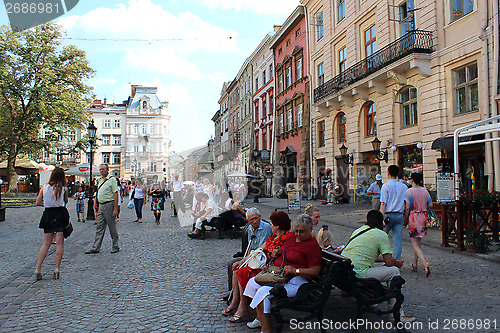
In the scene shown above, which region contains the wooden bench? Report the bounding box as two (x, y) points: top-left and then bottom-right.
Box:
(270, 250), (407, 333)
(269, 250), (338, 333)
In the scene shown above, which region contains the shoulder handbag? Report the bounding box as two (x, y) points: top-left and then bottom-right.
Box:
(63, 222), (73, 238)
(241, 248), (267, 270)
(254, 249), (287, 286)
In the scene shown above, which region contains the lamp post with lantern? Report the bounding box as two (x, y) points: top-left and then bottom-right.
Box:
(86, 120), (97, 220)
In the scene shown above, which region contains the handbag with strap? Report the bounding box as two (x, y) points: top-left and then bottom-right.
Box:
(241, 248), (267, 270)
(63, 221), (73, 238)
(254, 249), (287, 286)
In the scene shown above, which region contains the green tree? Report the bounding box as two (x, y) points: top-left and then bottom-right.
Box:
(0, 23), (94, 192)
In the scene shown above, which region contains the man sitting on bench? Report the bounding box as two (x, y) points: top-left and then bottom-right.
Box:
(341, 210), (415, 323)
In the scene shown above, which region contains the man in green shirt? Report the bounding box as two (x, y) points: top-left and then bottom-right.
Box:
(342, 210), (402, 281)
(85, 164), (120, 254)
(342, 210), (415, 323)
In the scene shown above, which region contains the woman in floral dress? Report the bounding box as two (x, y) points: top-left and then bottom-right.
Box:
(404, 173), (432, 276)
(149, 184), (166, 225)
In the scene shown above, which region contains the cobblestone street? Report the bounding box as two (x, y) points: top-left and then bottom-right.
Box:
(0, 198), (499, 333)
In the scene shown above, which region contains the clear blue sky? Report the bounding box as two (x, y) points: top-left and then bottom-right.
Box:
(0, 0), (300, 153)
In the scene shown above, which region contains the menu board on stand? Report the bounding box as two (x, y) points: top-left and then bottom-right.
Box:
(286, 183), (301, 212)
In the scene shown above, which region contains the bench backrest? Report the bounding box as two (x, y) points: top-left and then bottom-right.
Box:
(323, 250), (404, 301)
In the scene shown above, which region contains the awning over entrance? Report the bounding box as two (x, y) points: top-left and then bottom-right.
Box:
(431, 136), (474, 151)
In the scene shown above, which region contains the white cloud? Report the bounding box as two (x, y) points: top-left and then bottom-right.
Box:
(206, 72), (229, 84)
(58, 0), (238, 79)
(91, 77), (117, 86)
(201, 0), (301, 15)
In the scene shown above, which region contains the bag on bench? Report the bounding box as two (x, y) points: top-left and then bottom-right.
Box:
(255, 249), (287, 286)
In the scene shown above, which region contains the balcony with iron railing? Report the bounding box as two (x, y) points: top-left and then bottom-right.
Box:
(314, 30), (433, 104)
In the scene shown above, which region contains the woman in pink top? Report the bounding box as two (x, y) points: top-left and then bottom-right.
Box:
(404, 173), (432, 277)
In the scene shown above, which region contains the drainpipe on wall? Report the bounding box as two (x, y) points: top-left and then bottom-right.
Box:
(479, 1), (494, 190)
(303, 3), (316, 199)
(492, 0), (500, 191)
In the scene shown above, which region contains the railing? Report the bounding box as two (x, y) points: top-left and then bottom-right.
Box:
(314, 30), (433, 103)
(436, 200), (499, 250)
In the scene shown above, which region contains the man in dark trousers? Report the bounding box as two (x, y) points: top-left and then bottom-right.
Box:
(85, 164), (120, 254)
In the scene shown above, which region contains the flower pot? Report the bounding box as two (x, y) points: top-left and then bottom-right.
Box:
(466, 243), (480, 253)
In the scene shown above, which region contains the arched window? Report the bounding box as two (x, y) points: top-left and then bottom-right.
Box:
(338, 113), (346, 143)
(142, 101), (147, 109)
(365, 102), (376, 137)
(400, 86), (418, 127)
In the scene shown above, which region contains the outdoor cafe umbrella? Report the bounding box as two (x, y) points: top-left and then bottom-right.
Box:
(65, 164), (100, 177)
(0, 157), (42, 169)
(226, 173), (261, 179)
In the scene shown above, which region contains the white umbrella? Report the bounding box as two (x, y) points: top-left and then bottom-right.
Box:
(65, 164), (100, 177)
(227, 173), (261, 179)
(183, 180), (195, 186)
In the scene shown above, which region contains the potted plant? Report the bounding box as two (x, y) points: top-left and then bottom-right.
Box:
(464, 224), (491, 253)
(459, 190), (500, 209)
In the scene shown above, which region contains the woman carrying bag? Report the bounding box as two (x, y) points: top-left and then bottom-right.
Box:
(239, 214), (322, 333)
(224, 211), (294, 328)
(404, 172), (433, 277)
(35, 167), (69, 280)
(131, 179), (146, 223)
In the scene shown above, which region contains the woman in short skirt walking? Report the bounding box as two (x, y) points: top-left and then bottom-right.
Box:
(35, 167), (69, 280)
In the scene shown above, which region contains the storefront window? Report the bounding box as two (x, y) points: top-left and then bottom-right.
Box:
(400, 145), (422, 177)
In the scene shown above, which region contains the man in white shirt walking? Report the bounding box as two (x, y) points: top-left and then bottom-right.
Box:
(380, 165), (408, 260)
(171, 175), (185, 217)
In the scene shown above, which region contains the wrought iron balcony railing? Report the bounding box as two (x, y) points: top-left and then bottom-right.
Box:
(314, 30), (433, 104)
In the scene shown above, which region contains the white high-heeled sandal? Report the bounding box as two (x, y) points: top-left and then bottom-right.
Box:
(53, 268), (60, 280)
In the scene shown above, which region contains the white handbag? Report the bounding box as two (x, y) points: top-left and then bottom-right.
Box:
(241, 249), (267, 270)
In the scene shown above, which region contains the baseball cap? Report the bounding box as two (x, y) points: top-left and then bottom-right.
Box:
(376, 174), (383, 181)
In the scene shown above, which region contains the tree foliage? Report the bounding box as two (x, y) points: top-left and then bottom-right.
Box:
(0, 23), (95, 191)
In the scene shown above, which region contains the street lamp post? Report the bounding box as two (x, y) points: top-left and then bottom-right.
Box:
(253, 150), (260, 203)
(0, 179), (4, 222)
(86, 120), (97, 220)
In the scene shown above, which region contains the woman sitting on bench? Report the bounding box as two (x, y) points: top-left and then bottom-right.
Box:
(225, 211), (294, 328)
(242, 214), (322, 333)
(187, 192), (218, 239)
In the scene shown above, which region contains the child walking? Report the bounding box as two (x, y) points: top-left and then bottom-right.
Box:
(74, 186), (86, 222)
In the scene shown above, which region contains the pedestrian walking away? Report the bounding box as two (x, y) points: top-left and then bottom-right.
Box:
(35, 167), (69, 280)
(380, 165), (408, 260)
(85, 164), (120, 254)
(366, 174), (384, 211)
(404, 172), (432, 277)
